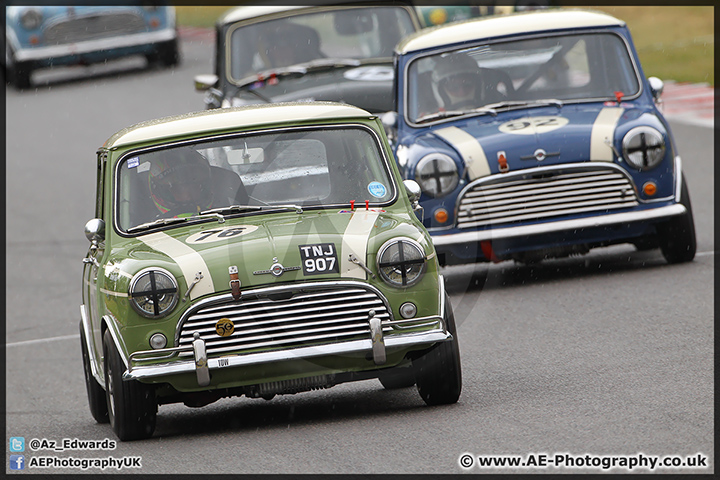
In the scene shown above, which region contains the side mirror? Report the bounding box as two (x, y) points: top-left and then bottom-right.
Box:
(194, 74), (219, 92)
(403, 179), (421, 208)
(381, 111), (397, 129)
(648, 76), (664, 102)
(404, 180), (424, 222)
(381, 111), (398, 149)
(84, 218), (105, 251)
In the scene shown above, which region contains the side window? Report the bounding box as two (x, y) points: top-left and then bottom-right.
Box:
(95, 151), (105, 219)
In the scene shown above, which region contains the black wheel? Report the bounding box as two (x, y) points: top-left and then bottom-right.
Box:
(657, 175), (696, 264)
(103, 329), (157, 441)
(378, 366), (416, 389)
(413, 293), (462, 406)
(6, 46), (31, 90)
(147, 38), (180, 67)
(12, 63), (31, 90)
(80, 322), (109, 424)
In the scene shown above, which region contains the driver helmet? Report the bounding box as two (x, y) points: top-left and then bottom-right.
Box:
(148, 147), (213, 216)
(432, 52), (480, 107)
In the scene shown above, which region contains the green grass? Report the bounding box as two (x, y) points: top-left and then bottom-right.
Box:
(175, 5), (714, 86)
(583, 6), (714, 85)
(175, 6), (232, 28)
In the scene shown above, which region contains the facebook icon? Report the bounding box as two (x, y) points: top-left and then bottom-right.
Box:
(10, 455), (25, 470)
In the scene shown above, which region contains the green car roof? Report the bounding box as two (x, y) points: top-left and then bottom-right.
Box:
(103, 102), (374, 150)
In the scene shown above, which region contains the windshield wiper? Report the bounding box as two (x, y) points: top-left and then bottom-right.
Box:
(483, 99), (564, 110)
(415, 107), (497, 124)
(235, 58), (363, 91)
(200, 204), (303, 215)
(127, 213), (226, 233)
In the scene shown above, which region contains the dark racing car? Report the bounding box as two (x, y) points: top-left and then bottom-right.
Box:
(193, 3), (421, 113)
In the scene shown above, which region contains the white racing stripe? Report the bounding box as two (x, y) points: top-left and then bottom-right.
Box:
(434, 126), (491, 180)
(590, 107), (624, 161)
(99, 288), (128, 298)
(340, 210), (379, 279)
(138, 232), (215, 300)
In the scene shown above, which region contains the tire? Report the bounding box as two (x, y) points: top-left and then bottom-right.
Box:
(80, 322), (109, 424)
(148, 38), (180, 68)
(103, 329), (157, 441)
(657, 175), (696, 264)
(6, 45), (31, 90)
(378, 366), (416, 389)
(413, 293), (462, 406)
(12, 63), (31, 90)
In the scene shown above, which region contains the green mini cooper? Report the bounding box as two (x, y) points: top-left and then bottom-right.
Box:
(80, 102), (461, 440)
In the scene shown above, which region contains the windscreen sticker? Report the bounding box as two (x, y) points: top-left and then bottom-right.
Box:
(185, 225), (259, 244)
(498, 116), (569, 135)
(127, 157), (140, 169)
(343, 66), (394, 82)
(299, 243), (339, 276)
(367, 181), (387, 198)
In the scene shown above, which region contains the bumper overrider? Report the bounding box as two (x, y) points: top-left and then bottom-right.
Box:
(122, 279), (450, 387)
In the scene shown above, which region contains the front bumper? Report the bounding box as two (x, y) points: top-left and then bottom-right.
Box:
(123, 279), (450, 387)
(124, 328), (449, 385)
(431, 203), (686, 247)
(13, 29), (176, 63)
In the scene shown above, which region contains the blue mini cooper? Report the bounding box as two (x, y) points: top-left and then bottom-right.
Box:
(383, 9), (696, 266)
(5, 5), (179, 89)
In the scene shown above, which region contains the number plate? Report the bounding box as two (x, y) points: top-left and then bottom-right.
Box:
(299, 243), (339, 275)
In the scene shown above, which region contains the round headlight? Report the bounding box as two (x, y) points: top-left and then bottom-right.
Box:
(399, 302), (417, 319)
(622, 127), (666, 171)
(129, 268), (179, 318)
(20, 9), (43, 30)
(377, 239), (426, 287)
(149, 333), (167, 349)
(415, 153), (459, 197)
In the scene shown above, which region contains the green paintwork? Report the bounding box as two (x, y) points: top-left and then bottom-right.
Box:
(82, 102), (444, 397)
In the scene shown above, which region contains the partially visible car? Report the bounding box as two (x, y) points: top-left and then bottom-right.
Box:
(4, 5), (179, 89)
(384, 9), (696, 266)
(81, 102), (461, 441)
(193, 2), (421, 112)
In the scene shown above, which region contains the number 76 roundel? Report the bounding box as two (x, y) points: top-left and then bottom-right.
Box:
(299, 243), (339, 275)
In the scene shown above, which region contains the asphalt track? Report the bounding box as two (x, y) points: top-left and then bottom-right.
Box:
(4, 27), (714, 475)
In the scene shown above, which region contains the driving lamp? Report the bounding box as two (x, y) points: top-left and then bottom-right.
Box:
(415, 153), (459, 197)
(622, 127), (665, 171)
(129, 268), (179, 318)
(377, 239), (426, 287)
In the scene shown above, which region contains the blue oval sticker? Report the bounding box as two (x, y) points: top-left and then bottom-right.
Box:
(367, 181), (387, 198)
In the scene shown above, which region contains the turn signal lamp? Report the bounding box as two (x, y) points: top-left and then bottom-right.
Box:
(434, 208), (449, 224)
(643, 182), (657, 196)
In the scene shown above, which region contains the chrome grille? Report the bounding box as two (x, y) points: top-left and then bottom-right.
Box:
(44, 13), (146, 45)
(457, 166), (639, 228)
(177, 284), (392, 357)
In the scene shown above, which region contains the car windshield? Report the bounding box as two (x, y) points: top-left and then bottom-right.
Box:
(227, 6), (416, 82)
(406, 32), (641, 124)
(116, 126), (396, 232)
